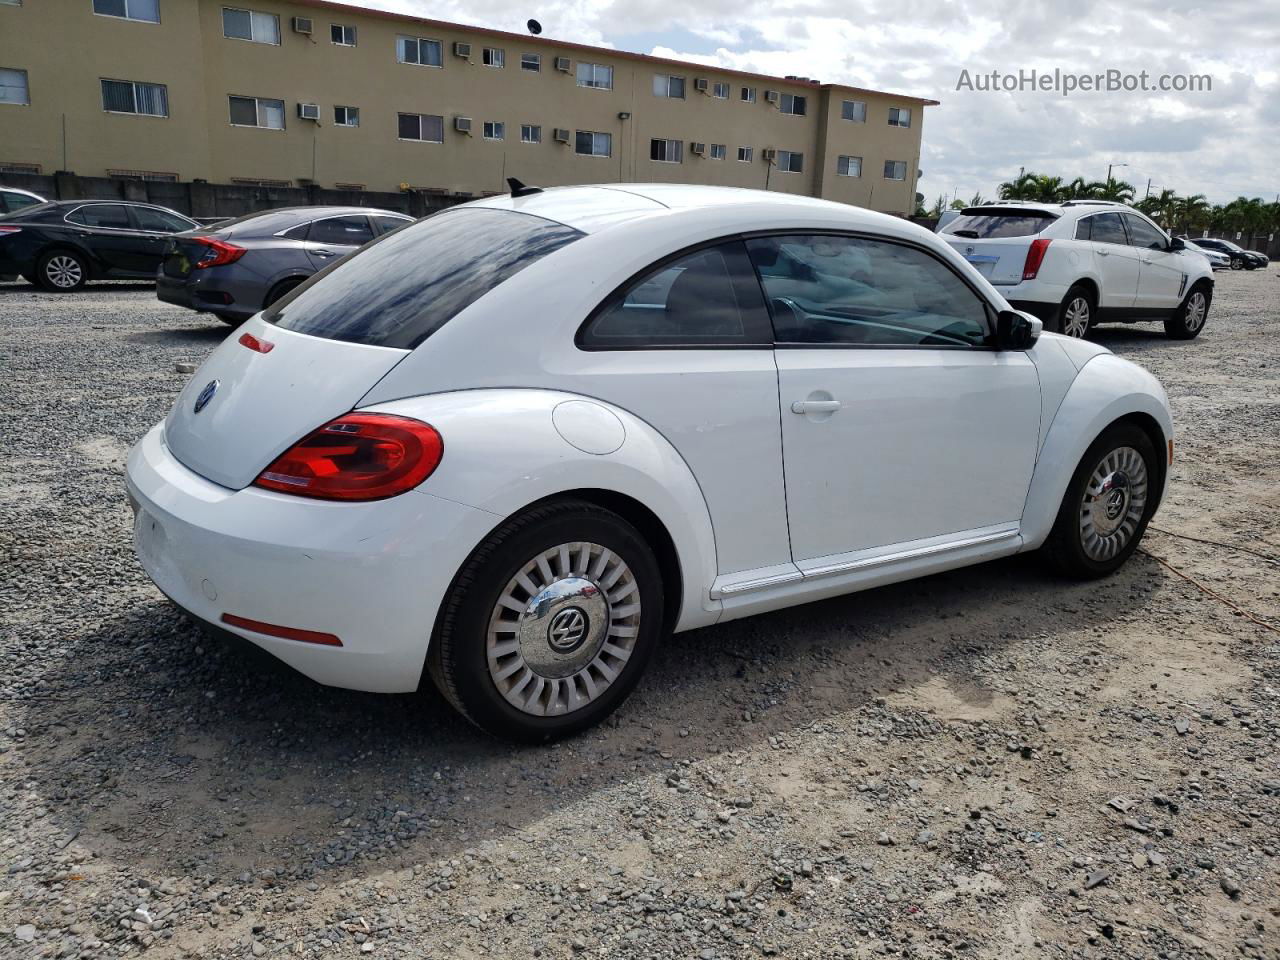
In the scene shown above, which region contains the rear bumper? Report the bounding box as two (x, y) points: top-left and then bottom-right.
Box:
(156, 274), (197, 309)
(156, 271), (258, 319)
(1007, 299), (1060, 323)
(125, 423), (500, 693)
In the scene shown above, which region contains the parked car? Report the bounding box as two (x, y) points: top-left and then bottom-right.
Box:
(0, 185), (45, 214)
(0, 199), (198, 291)
(126, 183), (1174, 741)
(938, 200), (1213, 339)
(156, 206), (413, 324)
(1178, 238), (1230, 271)
(1184, 236), (1268, 270)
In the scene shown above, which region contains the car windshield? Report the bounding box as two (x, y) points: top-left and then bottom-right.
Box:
(264, 208), (583, 349)
(942, 210), (1057, 238)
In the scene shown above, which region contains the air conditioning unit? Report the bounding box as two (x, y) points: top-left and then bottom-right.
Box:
(291, 16), (313, 34)
(297, 102), (320, 121)
(764, 89), (780, 104)
(762, 147), (777, 162)
(694, 78), (709, 93)
(690, 141), (706, 156)
(553, 127), (571, 143)
(554, 56), (572, 73)
(454, 116), (472, 134)
(453, 41), (472, 58)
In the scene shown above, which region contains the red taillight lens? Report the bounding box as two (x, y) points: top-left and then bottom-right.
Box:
(0, 225), (22, 235)
(192, 236), (246, 269)
(238, 332), (274, 353)
(1022, 238), (1052, 280)
(253, 413), (443, 501)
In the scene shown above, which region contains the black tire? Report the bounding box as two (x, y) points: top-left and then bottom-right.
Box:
(1229, 257), (1244, 270)
(1043, 423), (1158, 579)
(428, 499), (665, 742)
(215, 312), (242, 325)
(264, 277), (304, 308)
(1164, 281), (1211, 340)
(1055, 283), (1095, 338)
(35, 249), (89, 292)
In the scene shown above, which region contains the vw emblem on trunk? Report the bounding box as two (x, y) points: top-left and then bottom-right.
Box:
(547, 607), (589, 653)
(965, 245), (975, 256)
(193, 379), (220, 414)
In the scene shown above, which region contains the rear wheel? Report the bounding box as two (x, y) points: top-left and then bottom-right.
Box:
(428, 500), (665, 742)
(1056, 284), (1095, 338)
(36, 250), (89, 292)
(1229, 257), (1244, 270)
(1164, 282), (1210, 340)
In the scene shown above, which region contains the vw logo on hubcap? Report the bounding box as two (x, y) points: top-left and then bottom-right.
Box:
(1104, 489), (1126, 520)
(547, 607), (589, 653)
(193, 379), (220, 414)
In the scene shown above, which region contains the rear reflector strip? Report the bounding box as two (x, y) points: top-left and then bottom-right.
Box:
(220, 613), (342, 646)
(239, 332), (275, 353)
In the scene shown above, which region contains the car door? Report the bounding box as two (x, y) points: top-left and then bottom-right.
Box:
(747, 233), (1041, 568)
(1123, 213), (1185, 310)
(64, 203), (151, 274)
(1078, 212), (1139, 310)
(303, 214), (375, 270)
(128, 205), (197, 274)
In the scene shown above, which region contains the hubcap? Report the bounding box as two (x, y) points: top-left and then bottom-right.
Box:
(487, 542), (641, 717)
(1078, 446), (1149, 561)
(1184, 291), (1207, 332)
(1063, 297), (1090, 338)
(46, 255), (82, 289)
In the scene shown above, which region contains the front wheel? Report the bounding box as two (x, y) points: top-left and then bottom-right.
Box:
(1229, 257), (1244, 270)
(1043, 424), (1158, 579)
(1056, 284), (1095, 339)
(1164, 283), (1211, 340)
(428, 500), (665, 742)
(36, 250), (89, 292)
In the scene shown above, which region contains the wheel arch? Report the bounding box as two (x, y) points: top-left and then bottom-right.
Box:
(1068, 275), (1101, 308)
(36, 242), (101, 280)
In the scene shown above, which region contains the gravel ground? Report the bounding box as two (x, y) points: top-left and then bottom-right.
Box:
(1, 272), (1278, 960)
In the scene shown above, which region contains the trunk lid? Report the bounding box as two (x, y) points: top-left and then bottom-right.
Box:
(941, 235), (1031, 285)
(939, 207), (1058, 286)
(163, 317), (407, 489)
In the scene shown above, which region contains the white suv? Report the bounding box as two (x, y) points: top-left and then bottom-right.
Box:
(937, 200), (1214, 340)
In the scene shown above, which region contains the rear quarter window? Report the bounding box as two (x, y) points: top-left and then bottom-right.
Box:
(263, 208), (582, 349)
(943, 212), (1057, 239)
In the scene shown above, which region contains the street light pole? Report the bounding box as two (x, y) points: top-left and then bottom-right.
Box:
(1106, 161), (1128, 183)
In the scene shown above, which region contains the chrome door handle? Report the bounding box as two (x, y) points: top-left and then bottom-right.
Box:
(791, 399), (842, 415)
(313, 249), (336, 257)
(1141, 257), (1153, 264)
(1096, 249), (1110, 257)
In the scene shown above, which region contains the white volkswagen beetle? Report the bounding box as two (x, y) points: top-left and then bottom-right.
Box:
(126, 183), (1173, 741)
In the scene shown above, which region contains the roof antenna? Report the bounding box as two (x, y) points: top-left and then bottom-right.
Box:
(507, 177), (543, 197)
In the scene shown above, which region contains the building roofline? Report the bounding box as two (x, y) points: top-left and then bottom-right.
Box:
(288, 0), (941, 106)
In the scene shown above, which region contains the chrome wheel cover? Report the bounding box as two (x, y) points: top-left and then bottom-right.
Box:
(1078, 446), (1148, 562)
(487, 541), (641, 717)
(1184, 291), (1207, 332)
(1063, 296), (1090, 338)
(46, 255), (83, 289)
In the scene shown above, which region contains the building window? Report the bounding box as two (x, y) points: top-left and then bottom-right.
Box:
(101, 79), (168, 117)
(107, 169), (178, 182)
(334, 182), (364, 191)
(779, 93), (806, 115)
(776, 150), (803, 173)
(93, 0), (159, 22)
(229, 95), (284, 128)
(653, 74), (685, 99)
(737, 146), (752, 163)
(520, 123), (541, 143)
(482, 47), (504, 68)
(740, 86), (756, 103)
(710, 143), (726, 160)
(483, 120), (504, 140)
(649, 138), (682, 163)
(231, 177), (290, 187)
(575, 62), (612, 90)
(841, 99), (866, 122)
(397, 35), (442, 67)
(0, 67), (29, 105)
(398, 112), (443, 142)
(222, 7), (279, 44)
(575, 130), (611, 157)
(521, 53), (541, 72)
(331, 23), (356, 45)
(836, 155), (862, 177)
(884, 160), (907, 180)
(0, 162), (40, 174)
(0, 0), (20, 6)
(888, 106), (911, 127)
(712, 81), (729, 99)
(334, 105), (359, 126)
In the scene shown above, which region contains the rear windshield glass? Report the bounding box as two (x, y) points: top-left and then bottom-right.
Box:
(943, 211), (1057, 239)
(263, 208), (583, 349)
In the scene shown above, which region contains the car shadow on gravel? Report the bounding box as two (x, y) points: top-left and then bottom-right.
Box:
(14, 550), (1162, 882)
(0, 282), (158, 295)
(127, 325), (233, 345)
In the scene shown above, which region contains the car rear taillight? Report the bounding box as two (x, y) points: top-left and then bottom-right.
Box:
(0, 225), (21, 236)
(1022, 238), (1052, 280)
(191, 236), (246, 269)
(253, 413), (443, 501)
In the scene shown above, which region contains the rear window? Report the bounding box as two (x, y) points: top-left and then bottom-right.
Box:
(264, 208), (582, 349)
(943, 210), (1057, 239)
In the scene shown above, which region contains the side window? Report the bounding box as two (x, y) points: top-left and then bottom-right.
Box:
(1089, 212), (1128, 245)
(67, 204), (133, 229)
(746, 234), (990, 347)
(1122, 214), (1167, 250)
(308, 215), (374, 246)
(281, 221), (311, 241)
(372, 215), (411, 235)
(580, 241), (771, 348)
(1074, 217), (1092, 241)
(132, 207), (193, 233)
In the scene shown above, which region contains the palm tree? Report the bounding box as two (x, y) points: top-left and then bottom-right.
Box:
(1095, 178), (1136, 203)
(1174, 194), (1210, 235)
(968, 191), (986, 207)
(998, 172), (1039, 201)
(928, 194), (946, 218)
(1064, 177), (1092, 200)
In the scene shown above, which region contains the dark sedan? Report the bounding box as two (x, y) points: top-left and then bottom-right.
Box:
(1189, 236), (1269, 270)
(0, 200), (199, 290)
(156, 206), (412, 324)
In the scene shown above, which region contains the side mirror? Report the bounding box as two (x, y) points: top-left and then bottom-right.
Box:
(1169, 236), (1185, 252)
(995, 309), (1041, 350)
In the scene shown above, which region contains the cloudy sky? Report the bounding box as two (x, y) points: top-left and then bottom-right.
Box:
(367, 0), (1277, 206)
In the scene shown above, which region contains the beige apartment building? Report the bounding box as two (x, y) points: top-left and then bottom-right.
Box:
(0, 0), (936, 214)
